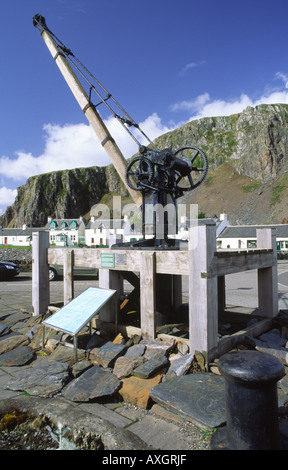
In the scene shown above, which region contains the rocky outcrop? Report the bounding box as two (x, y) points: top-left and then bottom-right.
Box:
(2, 103), (288, 227)
(0, 165), (129, 228)
(155, 103), (288, 182)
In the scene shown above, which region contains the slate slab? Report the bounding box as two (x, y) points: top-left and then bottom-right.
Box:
(5, 361), (70, 397)
(0, 345), (35, 367)
(133, 353), (169, 379)
(0, 322), (11, 337)
(150, 373), (226, 430)
(113, 356), (145, 379)
(165, 353), (194, 378)
(0, 334), (30, 355)
(62, 365), (121, 402)
(90, 341), (127, 368)
(125, 344), (146, 357)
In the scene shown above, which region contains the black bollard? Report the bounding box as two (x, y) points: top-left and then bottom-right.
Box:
(210, 350), (285, 450)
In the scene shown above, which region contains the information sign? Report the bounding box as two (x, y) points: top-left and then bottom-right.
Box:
(42, 286), (116, 335)
(101, 252), (115, 268)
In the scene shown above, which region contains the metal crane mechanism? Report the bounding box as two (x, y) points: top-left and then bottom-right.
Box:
(33, 14), (208, 250)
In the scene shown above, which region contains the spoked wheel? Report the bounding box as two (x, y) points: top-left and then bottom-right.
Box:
(174, 146), (208, 191)
(126, 156), (154, 191)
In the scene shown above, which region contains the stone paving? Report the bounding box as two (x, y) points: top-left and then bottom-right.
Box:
(1, 267), (288, 450)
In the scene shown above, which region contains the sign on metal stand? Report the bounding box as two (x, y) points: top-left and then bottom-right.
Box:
(42, 287), (116, 362)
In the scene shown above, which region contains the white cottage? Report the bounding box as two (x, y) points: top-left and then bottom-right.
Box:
(0, 225), (46, 247)
(85, 214), (139, 247)
(45, 217), (86, 246)
(217, 224), (288, 252)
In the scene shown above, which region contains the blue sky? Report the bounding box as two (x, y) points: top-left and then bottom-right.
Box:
(1, 0), (288, 218)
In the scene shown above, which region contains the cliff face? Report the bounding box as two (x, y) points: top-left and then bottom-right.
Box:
(2, 103), (288, 228)
(154, 103), (288, 181)
(0, 166), (129, 227)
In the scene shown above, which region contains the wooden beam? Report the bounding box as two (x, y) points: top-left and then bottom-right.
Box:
(140, 251), (156, 340)
(32, 231), (50, 316)
(63, 249), (74, 305)
(188, 224), (218, 361)
(257, 228), (278, 318)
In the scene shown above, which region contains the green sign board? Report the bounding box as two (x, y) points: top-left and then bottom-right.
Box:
(101, 252), (115, 268)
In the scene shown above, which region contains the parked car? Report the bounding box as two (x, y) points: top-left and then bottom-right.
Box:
(49, 264), (98, 281)
(0, 261), (20, 281)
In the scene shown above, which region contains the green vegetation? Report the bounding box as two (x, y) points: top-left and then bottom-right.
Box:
(0, 245), (30, 250)
(241, 182), (262, 193)
(270, 184), (286, 206)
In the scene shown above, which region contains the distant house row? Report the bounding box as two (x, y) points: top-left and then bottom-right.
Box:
(1, 212), (288, 253)
(0, 215), (141, 248)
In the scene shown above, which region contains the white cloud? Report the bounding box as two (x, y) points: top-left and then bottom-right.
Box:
(0, 113), (177, 183)
(275, 72), (288, 89)
(0, 113), (176, 215)
(170, 87), (288, 121)
(170, 93), (210, 113)
(0, 187), (17, 215)
(178, 61), (205, 77)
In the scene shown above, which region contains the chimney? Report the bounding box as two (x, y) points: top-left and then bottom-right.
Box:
(220, 210), (228, 222)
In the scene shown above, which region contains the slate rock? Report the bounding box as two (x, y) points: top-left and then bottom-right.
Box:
(133, 352), (169, 379)
(165, 353), (194, 378)
(125, 344), (146, 357)
(0, 321), (11, 337)
(72, 359), (93, 377)
(45, 345), (86, 364)
(89, 341), (127, 368)
(141, 340), (174, 360)
(258, 330), (287, 349)
(0, 345), (35, 367)
(62, 365), (121, 402)
(11, 322), (31, 332)
(0, 334), (30, 355)
(280, 374), (288, 395)
(1, 312), (30, 326)
(113, 355), (145, 379)
(6, 361), (70, 397)
(85, 333), (107, 350)
(150, 373), (226, 430)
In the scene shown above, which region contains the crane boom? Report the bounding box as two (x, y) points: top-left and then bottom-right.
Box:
(33, 14), (142, 207)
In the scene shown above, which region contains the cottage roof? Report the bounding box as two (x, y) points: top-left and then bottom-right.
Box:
(219, 224), (288, 238)
(45, 218), (84, 230)
(0, 227), (46, 236)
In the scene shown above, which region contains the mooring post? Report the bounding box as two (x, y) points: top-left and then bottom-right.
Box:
(32, 231), (50, 316)
(211, 350), (285, 450)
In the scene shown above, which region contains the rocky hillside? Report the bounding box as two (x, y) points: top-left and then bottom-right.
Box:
(0, 165), (130, 227)
(2, 103), (288, 227)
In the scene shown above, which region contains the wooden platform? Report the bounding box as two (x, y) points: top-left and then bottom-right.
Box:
(32, 225), (278, 361)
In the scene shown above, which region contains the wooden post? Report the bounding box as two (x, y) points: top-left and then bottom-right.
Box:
(257, 228), (278, 317)
(63, 249), (74, 305)
(218, 275), (226, 315)
(32, 231), (50, 316)
(189, 223), (218, 361)
(140, 252), (156, 340)
(98, 268), (120, 326)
